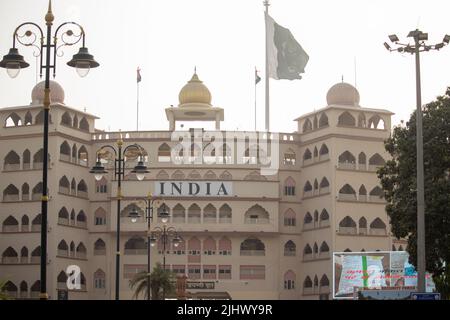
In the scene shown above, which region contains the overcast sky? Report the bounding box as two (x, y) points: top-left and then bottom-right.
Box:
(1, 0), (450, 133)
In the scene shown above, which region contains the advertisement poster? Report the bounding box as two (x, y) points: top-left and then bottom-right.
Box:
(333, 251), (436, 299)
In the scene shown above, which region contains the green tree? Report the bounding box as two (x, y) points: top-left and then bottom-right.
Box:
(378, 88), (450, 299)
(129, 263), (176, 300)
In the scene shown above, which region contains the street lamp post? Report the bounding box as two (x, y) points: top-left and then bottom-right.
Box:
(384, 30), (450, 292)
(0, 0), (99, 300)
(128, 193), (165, 300)
(90, 142), (149, 300)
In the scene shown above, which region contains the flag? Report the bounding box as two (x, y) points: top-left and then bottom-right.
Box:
(137, 67), (142, 83)
(255, 68), (261, 84)
(265, 14), (309, 80)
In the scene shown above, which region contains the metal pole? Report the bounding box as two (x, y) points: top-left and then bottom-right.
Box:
(264, 0), (270, 132)
(115, 140), (123, 300)
(414, 34), (426, 293)
(39, 2), (53, 301)
(147, 201), (151, 300)
(162, 225), (166, 300)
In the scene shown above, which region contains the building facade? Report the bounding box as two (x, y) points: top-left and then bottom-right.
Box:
(0, 73), (406, 300)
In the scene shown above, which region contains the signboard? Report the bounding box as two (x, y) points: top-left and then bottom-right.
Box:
(186, 281), (215, 290)
(57, 289), (68, 300)
(411, 293), (441, 300)
(333, 251), (436, 299)
(154, 181), (232, 197)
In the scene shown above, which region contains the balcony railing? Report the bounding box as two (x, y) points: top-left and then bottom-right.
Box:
(3, 194), (19, 201)
(58, 218), (69, 225)
(94, 249), (106, 256)
(187, 216), (201, 224)
(319, 154), (329, 161)
(2, 256), (19, 264)
(124, 249), (147, 255)
(244, 217), (269, 224)
(2, 225), (19, 232)
(219, 217), (231, 224)
(320, 187), (330, 194)
(369, 228), (387, 236)
(319, 220), (330, 228)
(57, 249), (69, 257)
(3, 163), (20, 171)
(240, 250), (265, 256)
(368, 195), (385, 203)
(59, 186), (70, 195)
(303, 287), (314, 295)
(31, 193), (41, 201)
(203, 217), (217, 224)
(338, 227), (357, 235)
(338, 193), (357, 201)
(77, 191), (88, 199)
(60, 154), (70, 162)
(284, 251), (296, 257)
(338, 162), (356, 170)
(172, 217), (185, 224)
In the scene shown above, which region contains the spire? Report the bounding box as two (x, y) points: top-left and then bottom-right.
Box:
(45, 0), (54, 24)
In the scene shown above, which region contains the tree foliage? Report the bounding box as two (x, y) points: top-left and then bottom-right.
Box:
(129, 263), (176, 300)
(378, 88), (450, 298)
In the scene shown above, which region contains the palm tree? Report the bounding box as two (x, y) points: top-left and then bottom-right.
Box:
(129, 263), (176, 300)
(0, 280), (12, 300)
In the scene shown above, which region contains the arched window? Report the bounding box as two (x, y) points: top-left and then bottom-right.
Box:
(314, 179), (318, 191)
(78, 146), (88, 166)
(30, 280), (40, 298)
(19, 247), (28, 264)
(19, 281), (28, 298)
(244, 204), (269, 224)
(303, 148), (312, 164)
(172, 204), (186, 223)
(21, 215), (29, 232)
(94, 269), (106, 289)
(3, 150), (20, 171)
(338, 151), (356, 169)
(2, 246), (18, 263)
(284, 270), (296, 290)
(318, 112), (329, 127)
(320, 209), (330, 227)
(320, 242), (329, 255)
(57, 240), (69, 256)
(358, 152), (367, 170)
(32, 182), (44, 200)
(284, 177), (296, 196)
(319, 144), (329, 157)
(303, 119), (312, 132)
(303, 181), (312, 197)
(187, 204), (201, 223)
(22, 149), (30, 169)
(3, 281), (18, 298)
(338, 111), (356, 126)
(31, 246), (41, 263)
(32, 148), (51, 169)
(284, 240), (296, 256)
(61, 112), (72, 126)
(79, 117), (90, 131)
(35, 110), (52, 124)
(24, 111), (32, 125)
(359, 185), (367, 202)
(339, 216), (357, 234)
(368, 153), (385, 171)
(339, 184), (357, 201)
(203, 237), (216, 255)
(94, 239), (106, 255)
(59, 141), (71, 162)
(5, 113), (22, 127)
(58, 207), (69, 225)
(3, 184), (19, 201)
(240, 238), (265, 256)
(370, 218), (387, 235)
(125, 237), (146, 255)
(320, 177), (330, 193)
(76, 210), (87, 227)
(57, 271), (67, 291)
(77, 180), (88, 196)
(320, 275), (330, 288)
(303, 276), (313, 289)
(2, 215), (19, 232)
(314, 275), (319, 289)
(203, 204), (217, 223)
(76, 242), (87, 259)
(368, 115), (385, 129)
(71, 178), (76, 195)
(219, 204), (232, 223)
(59, 176), (70, 194)
(313, 242), (319, 255)
(31, 214), (41, 232)
(69, 241), (75, 256)
(218, 236), (232, 255)
(284, 209), (296, 227)
(314, 210), (319, 223)
(71, 144), (77, 163)
(187, 237), (201, 257)
(303, 244), (313, 260)
(283, 149), (296, 165)
(304, 212), (313, 228)
(94, 207), (107, 225)
(359, 217), (367, 229)
(369, 186), (384, 202)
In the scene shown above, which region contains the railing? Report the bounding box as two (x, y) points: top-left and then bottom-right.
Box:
(359, 227), (368, 235)
(338, 162), (356, 170)
(77, 221), (87, 229)
(203, 217), (217, 223)
(172, 216), (186, 224)
(23, 163), (30, 170)
(124, 249), (147, 255)
(60, 154), (70, 162)
(2, 225), (19, 232)
(318, 252), (330, 259)
(58, 217), (69, 225)
(76, 252), (87, 259)
(57, 249), (69, 257)
(77, 191), (88, 198)
(20, 257), (28, 264)
(368, 195), (385, 203)
(303, 191), (312, 198)
(284, 251), (296, 257)
(20, 291), (28, 299)
(2, 256), (19, 264)
(30, 291), (40, 299)
(3, 194), (19, 201)
(359, 195), (367, 202)
(187, 216), (201, 224)
(303, 287), (314, 295)
(219, 217), (231, 224)
(338, 193), (357, 201)
(368, 164), (381, 172)
(319, 286), (330, 294)
(3, 163), (20, 171)
(240, 250), (265, 256)
(338, 227), (357, 235)
(21, 225), (29, 232)
(319, 154), (329, 161)
(319, 220), (330, 228)
(33, 162), (43, 170)
(369, 228), (387, 236)
(59, 186), (70, 195)
(303, 222), (313, 230)
(320, 187), (330, 194)
(303, 253), (313, 261)
(94, 249), (106, 256)
(358, 164), (366, 171)
(303, 159), (313, 166)
(244, 218), (270, 224)
(22, 194), (29, 201)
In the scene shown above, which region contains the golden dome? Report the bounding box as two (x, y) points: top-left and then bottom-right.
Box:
(178, 72), (212, 107)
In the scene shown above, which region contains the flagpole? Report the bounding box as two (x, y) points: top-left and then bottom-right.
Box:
(137, 80), (139, 131)
(264, 0), (270, 132)
(255, 67), (257, 131)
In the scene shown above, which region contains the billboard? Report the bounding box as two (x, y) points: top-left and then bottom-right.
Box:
(333, 251), (436, 299)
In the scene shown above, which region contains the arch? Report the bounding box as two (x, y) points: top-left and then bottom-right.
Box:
(283, 148), (296, 166)
(320, 209), (329, 223)
(320, 274), (330, 287)
(204, 170), (218, 180)
(22, 149), (31, 169)
(313, 115), (318, 129)
(187, 203), (201, 223)
(314, 210), (319, 222)
(57, 271), (67, 284)
(94, 207), (107, 225)
(94, 268), (106, 289)
(303, 181), (312, 198)
(203, 203), (217, 223)
(77, 146), (88, 166)
(203, 237), (216, 254)
(76, 242), (87, 258)
(219, 204), (232, 223)
(338, 111), (356, 126)
(399, 245), (404, 251)
(303, 148), (312, 162)
(3, 281), (18, 297)
(21, 214), (29, 232)
(24, 111), (32, 125)
(358, 112), (366, 128)
(359, 184), (367, 196)
(156, 170), (169, 179)
(303, 276), (313, 288)
(344, 248), (352, 252)
(5, 112), (22, 127)
(338, 151), (356, 169)
(339, 184), (356, 200)
(76, 210), (87, 227)
(358, 152), (366, 170)
(284, 240), (296, 256)
(303, 118), (312, 132)
(244, 204), (269, 224)
(35, 110), (52, 124)
(284, 270), (296, 290)
(77, 179), (88, 195)
(218, 236), (232, 254)
(59, 176), (70, 194)
(313, 242), (318, 254)
(3, 184), (19, 201)
(20, 281), (28, 297)
(368, 114), (385, 129)
(94, 238), (106, 255)
(339, 216), (357, 234)
(187, 170), (201, 179)
(172, 203), (186, 223)
(284, 177), (296, 196)
(370, 218), (386, 229)
(304, 212), (313, 224)
(318, 112), (329, 127)
(171, 169), (185, 180)
(33, 149), (51, 169)
(57, 240), (69, 256)
(2, 215), (19, 232)
(320, 241), (329, 253)
(240, 238), (265, 255)
(187, 237), (201, 255)
(2, 246), (18, 263)
(58, 207), (69, 225)
(369, 186), (384, 202)
(314, 275), (319, 288)
(32, 182), (44, 200)
(284, 208), (296, 226)
(71, 178), (76, 195)
(219, 170), (232, 180)
(319, 144), (329, 156)
(359, 217), (367, 228)
(369, 153), (385, 166)
(157, 143), (171, 162)
(31, 247), (41, 264)
(3, 150), (20, 170)
(120, 203), (144, 219)
(30, 280), (40, 295)
(70, 241), (75, 255)
(320, 177), (330, 192)
(79, 117), (89, 131)
(303, 244), (313, 255)
(61, 112), (72, 126)
(71, 144), (77, 161)
(314, 179), (318, 191)
(59, 141), (71, 161)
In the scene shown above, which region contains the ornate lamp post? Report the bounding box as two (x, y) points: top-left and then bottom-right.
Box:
(384, 30), (449, 292)
(90, 142), (149, 300)
(0, 0), (99, 300)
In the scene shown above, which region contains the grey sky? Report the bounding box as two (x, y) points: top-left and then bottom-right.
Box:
(1, 0), (449, 133)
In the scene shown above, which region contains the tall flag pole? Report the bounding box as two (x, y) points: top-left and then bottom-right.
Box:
(264, 0), (270, 132)
(136, 67), (142, 131)
(255, 67), (261, 131)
